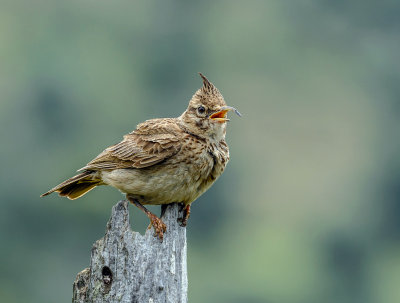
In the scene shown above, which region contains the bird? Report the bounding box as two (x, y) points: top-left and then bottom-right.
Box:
(41, 73), (241, 240)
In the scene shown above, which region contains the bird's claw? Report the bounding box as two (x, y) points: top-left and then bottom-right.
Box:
(178, 216), (188, 227)
(178, 205), (190, 227)
(148, 214), (167, 241)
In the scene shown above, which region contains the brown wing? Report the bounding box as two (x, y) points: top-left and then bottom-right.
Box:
(80, 119), (182, 171)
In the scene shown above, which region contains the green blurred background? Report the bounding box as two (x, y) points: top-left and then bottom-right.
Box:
(1, 0), (400, 302)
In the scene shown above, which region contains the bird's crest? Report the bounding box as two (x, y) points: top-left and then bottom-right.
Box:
(199, 72), (219, 95)
(192, 73), (226, 108)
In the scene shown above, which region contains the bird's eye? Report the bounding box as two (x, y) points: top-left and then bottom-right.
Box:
(197, 105), (206, 115)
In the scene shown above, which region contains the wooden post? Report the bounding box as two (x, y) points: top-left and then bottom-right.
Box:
(72, 200), (188, 303)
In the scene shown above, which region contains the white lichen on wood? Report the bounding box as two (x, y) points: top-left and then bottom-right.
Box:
(72, 200), (188, 303)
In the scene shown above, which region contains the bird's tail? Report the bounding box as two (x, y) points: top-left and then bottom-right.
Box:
(40, 171), (101, 200)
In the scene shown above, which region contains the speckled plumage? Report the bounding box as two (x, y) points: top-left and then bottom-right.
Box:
(41, 73), (238, 239)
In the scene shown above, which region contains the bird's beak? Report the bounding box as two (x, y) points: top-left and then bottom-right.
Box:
(209, 106), (242, 123)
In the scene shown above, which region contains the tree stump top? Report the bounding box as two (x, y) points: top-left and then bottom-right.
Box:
(73, 200), (188, 303)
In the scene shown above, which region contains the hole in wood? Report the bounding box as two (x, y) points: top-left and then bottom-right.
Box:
(102, 266), (113, 285)
(77, 279), (85, 290)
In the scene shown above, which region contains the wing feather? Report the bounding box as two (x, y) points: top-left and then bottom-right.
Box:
(79, 119), (182, 171)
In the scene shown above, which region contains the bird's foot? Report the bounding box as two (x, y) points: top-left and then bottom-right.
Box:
(147, 213), (167, 241)
(178, 204), (191, 227)
(126, 196), (167, 241)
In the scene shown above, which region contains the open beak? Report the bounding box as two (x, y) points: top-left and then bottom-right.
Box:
(209, 106), (242, 123)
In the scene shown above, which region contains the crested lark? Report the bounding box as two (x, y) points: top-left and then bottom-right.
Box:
(41, 73), (240, 240)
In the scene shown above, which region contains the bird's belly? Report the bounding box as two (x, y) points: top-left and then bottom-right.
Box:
(101, 165), (207, 205)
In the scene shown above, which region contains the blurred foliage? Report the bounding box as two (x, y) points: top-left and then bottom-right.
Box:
(1, 0), (400, 302)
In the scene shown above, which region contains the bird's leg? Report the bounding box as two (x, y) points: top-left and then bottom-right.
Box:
(126, 195), (167, 241)
(179, 204), (191, 227)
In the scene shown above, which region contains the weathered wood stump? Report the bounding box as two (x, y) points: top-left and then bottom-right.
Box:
(72, 200), (188, 303)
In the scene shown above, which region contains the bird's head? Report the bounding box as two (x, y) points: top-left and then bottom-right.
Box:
(179, 73), (241, 141)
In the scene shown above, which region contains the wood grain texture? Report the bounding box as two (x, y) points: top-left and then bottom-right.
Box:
(72, 200), (188, 303)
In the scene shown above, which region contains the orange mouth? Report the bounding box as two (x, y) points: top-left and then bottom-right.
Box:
(210, 110), (230, 123)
